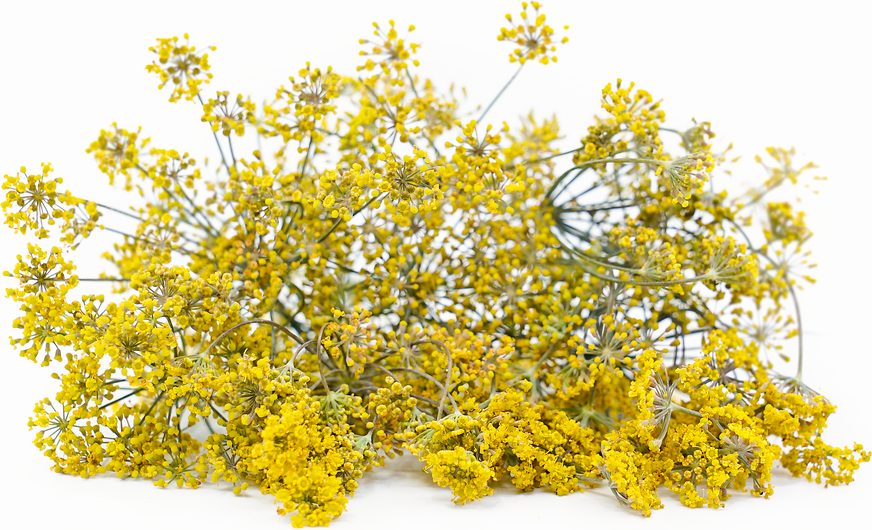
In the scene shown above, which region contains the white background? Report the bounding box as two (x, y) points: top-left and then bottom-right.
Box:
(2, 1), (871, 528)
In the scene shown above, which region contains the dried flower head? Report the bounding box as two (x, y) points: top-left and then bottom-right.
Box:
(3, 4), (867, 527)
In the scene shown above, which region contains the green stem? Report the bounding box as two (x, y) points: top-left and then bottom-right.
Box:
(546, 157), (663, 200)
(404, 68), (443, 159)
(197, 93), (232, 177)
(199, 319), (306, 358)
(132, 163), (217, 237)
(413, 339), (454, 420)
(227, 135), (238, 171)
(671, 403), (703, 418)
(725, 218), (805, 379)
(312, 323), (331, 392)
(367, 363), (459, 414)
(277, 137), (315, 246)
(174, 185), (219, 237)
(46, 277), (129, 282)
(137, 391), (165, 426)
(92, 202), (141, 221)
(208, 400), (228, 423)
(573, 257), (711, 288)
(786, 277), (804, 379)
(99, 388), (145, 410)
(520, 147), (583, 166)
(164, 315), (187, 356)
(269, 308), (278, 361)
(478, 63), (524, 124)
(316, 193), (383, 245)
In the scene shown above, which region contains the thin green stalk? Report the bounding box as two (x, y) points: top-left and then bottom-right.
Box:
(278, 137), (314, 242)
(132, 163), (218, 237)
(199, 319), (306, 359)
(786, 277), (804, 379)
(316, 193), (384, 245)
(137, 391), (165, 426)
(99, 388), (145, 409)
(208, 400), (228, 423)
(404, 68), (443, 158)
(365, 363), (459, 414)
(412, 339), (455, 420)
(671, 403), (703, 418)
(546, 157), (662, 200)
(725, 217), (805, 379)
(164, 315), (187, 356)
(478, 63), (524, 124)
(313, 323), (331, 392)
(269, 308), (278, 361)
(227, 135), (238, 171)
(102, 227), (194, 256)
(174, 185), (220, 237)
(576, 261), (710, 288)
(92, 202), (142, 221)
(47, 277), (129, 282)
(196, 93), (232, 177)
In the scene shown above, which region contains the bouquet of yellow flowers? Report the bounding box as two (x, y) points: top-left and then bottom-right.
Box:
(3, 3), (867, 527)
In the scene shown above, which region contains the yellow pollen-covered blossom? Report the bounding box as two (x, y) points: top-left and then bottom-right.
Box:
(146, 33), (216, 103)
(498, 2), (569, 65)
(3, 6), (867, 528)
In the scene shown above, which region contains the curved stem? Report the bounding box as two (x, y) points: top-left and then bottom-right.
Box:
(725, 218), (805, 379)
(364, 362), (403, 384)
(412, 339), (454, 420)
(577, 474), (607, 486)
(314, 323), (331, 392)
(199, 319), (305, 358)
(786, 278), (804, 379)
(291, 340), (317, 365)
(545, 157), (662, 200)
(565, 248), (712, 287)
(366, 363), (459, 414)
(558, 240), (641, 274)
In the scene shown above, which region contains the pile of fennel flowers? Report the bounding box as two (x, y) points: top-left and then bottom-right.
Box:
(3, 3), (867, 527)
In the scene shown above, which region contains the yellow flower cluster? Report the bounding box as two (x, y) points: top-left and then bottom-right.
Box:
(424, 446), (495, 504)
(146, 33), (216, 103)
(239, 377), (359, 528)
(4, 3), (867, 527)
(265, 64), (343, 145)
(358, 20), (420, 79)
(497, 2), (569, 65)
(2, 163), (93, 240)
(202, 91), (255, 138)
(85, 123), (147, 189)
